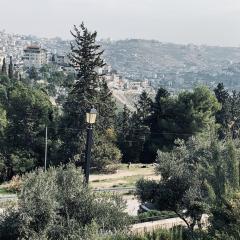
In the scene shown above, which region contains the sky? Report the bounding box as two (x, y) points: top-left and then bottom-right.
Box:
(1, 0), (240, 46)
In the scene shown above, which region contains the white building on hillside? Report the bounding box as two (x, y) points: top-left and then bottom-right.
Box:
(22, 45), (48, 68)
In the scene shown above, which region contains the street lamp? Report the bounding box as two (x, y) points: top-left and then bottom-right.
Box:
(84, 107), (97, 184)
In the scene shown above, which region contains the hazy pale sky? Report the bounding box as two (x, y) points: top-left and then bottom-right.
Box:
(1, 0), (240, 46)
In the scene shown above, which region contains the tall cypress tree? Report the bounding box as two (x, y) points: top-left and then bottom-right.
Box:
(214, 83), (230, 127)
(1, 58), (7, 75)
(214, 83), (232, 138)
(8, 56), (14, 79)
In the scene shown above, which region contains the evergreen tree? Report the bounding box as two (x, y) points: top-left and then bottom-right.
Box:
(116, 105), (131, 162)
(135, 90), (152, 121)
(8, 56), (13, 79)
(97, 80), (117, 130)
(1, 58), (7, 75)
(214, 83), (240, 138)
(142, 88), (171, 162)
(60, 23), (119, 169)
(214, 83), (231, 137)
(143, 86), (220, 162)
(28, 66), (38, 80)
(120, 91), (152, 163)
(0, 82), (55, 180)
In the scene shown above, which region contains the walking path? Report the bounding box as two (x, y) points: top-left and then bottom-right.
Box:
(131, 214), (209, 233)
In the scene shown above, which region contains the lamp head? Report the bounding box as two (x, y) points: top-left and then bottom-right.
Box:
(86, 107), (97, 124)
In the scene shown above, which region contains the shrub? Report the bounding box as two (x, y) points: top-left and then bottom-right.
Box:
(0, 208), (20, 240)
(0, 164), (130, 239)
(102, 227), (183, 240)
(136, 210), (177, 223)
(5, 175), (22, 193)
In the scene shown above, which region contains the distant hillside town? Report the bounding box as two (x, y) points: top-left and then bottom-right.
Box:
(1, 29), (240, 95)
(0, 30), (155, 100)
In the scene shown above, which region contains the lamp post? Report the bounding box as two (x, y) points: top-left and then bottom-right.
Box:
(84, 107), (97, 184)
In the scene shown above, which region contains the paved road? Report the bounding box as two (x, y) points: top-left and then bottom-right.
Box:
(123, 196), (140, 216)
(0, 193), (208, 232)
(131, 214), (209, 233)
(0, 194), (16, 202)
(93, 187), (135, 192)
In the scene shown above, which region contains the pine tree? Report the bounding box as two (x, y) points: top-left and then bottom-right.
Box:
(69, 23), (105, 107)
(226, 139), (239, 189)
(123, 91), (152, 163)
(135, 90), (152, 121)
(60, 23), (119, 169)
(97, 79), (117, 130)
(141, 88), (170, 162)
(117, 105), (131, 142)
(1, 58), (7, 75)
(116, 105), (131, 162)
(214, 83), (231, 136)
(8, 56), (13, 79)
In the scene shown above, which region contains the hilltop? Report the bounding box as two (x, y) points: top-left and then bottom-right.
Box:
(101, 39), (240, 91)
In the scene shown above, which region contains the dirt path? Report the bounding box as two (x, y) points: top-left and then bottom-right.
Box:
(90, 166), (157, 181)
(90, 165), (160, 188)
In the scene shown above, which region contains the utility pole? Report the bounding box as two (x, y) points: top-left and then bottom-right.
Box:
(44, 126), (48, 171)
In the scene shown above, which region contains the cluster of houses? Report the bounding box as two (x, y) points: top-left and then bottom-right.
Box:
(0, 43), (155, 95)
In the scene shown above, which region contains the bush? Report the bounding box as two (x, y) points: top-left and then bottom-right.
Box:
(0, 208), (20, 240)
(136, 210), (177, 223)
(5, 175), (22, 193)
(135, 178), (159, 203)
(93, 140), (122, 172)
(0, 164), (130, 239)
(102, 227), (183, 240)
(208, 193), (240, 239)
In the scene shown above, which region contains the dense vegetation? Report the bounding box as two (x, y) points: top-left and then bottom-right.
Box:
(1, 24), (240, 239)
(0, 164), (129, 239)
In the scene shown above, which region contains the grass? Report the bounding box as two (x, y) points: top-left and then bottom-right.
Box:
(90, 164), (159, 189)
(0, 187), (10, 195)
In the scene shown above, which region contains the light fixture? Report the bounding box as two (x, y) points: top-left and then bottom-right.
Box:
(86, 107), (97, 124)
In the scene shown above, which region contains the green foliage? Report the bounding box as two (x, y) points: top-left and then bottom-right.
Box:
(117, 91), (152, 163)
(136, 210), (177, 223)
(214, 83), (240, 139)
(102, 227), (183, 240)
(0, 164), (129, 239)
(136, 135), (240, 232)
(1, 58), (7, 75)
(0, 82), (56, 181)
(143, 86), (220, 162)
(60, 23), (120, 171)
(28, 66), (38, 80)
(209, 193), (240, 239)
(93, 132), (122, 171)
(8, 56), (13, 79)
(135, 178), (159, 203)
(5, 175), (22, 193)
(0, 208), (20, 240)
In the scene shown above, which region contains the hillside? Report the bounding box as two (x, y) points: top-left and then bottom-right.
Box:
(101, 39), (240, 91)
